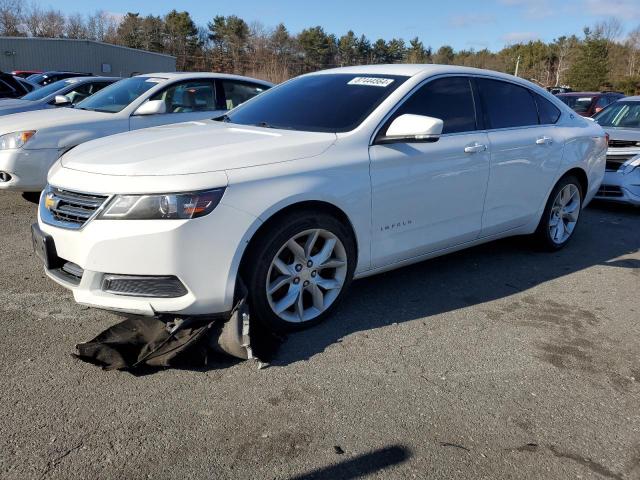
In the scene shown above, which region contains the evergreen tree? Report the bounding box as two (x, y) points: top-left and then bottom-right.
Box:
(567, 29), (609, 90)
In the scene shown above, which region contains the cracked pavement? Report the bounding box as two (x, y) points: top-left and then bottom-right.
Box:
(0, 191), (639, 479)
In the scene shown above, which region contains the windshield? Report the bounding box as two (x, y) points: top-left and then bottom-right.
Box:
(22, 79), (77, 101)
(557, 95), (594, 114)
(26, 73), (48, 84)
(75, 77), (163, 113)
(222, 74), (408, 133)
(594, 101), (640, 128)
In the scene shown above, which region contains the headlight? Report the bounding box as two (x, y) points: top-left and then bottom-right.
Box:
(98, 189), (225, 220)
(0, 131), (36, 150)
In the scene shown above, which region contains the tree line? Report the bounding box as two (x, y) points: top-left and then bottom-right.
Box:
(1, 1), (639, 93)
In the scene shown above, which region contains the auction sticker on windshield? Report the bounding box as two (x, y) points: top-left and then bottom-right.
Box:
(348, 77), (395, 87)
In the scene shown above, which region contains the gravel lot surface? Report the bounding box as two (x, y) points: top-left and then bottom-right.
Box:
(0, 190), (638, 480)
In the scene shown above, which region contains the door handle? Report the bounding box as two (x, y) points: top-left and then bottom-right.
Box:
(464, 143), (487, 154)
(536, 136), (553, 145)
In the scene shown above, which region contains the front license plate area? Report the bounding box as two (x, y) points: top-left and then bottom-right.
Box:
(31, 224), (63, 270)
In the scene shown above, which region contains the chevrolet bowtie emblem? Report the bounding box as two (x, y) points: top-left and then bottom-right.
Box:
(44, 193), (58, 211)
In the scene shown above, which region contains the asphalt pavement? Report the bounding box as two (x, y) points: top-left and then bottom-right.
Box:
(0, 191), (638, 479)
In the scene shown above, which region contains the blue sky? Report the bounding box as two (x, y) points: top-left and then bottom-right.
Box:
(44, 0), (640, 51)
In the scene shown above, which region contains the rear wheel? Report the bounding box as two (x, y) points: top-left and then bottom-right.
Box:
(244, 211), (356, 333)
(534, 175), (583, 250)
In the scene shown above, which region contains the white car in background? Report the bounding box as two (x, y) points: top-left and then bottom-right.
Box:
(34, 65), (606, 333)
(593, 96), (640, 205)
(0, 76), (118, 116)
(0, 72), (272, 191)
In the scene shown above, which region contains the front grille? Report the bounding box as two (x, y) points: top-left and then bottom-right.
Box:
(609, 140), (640, 148)
(597, 185), (623, 197)
(41, 187), (109, 230)
(606, 155), (635, 172)
(102, 275), (188, 298)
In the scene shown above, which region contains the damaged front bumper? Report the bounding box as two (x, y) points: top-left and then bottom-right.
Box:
(36, 201), (260, 316)
(595, 156), (640, 206)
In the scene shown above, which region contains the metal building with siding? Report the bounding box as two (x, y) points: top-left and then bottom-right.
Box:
(0, 37), (176, 76)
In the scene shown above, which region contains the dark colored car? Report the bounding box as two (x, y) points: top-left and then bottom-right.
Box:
(0, 72), (33, 99)
(11, 70), (42, 78)
(549, 86), (572, 95)
(26, 71), (92, 86)
(557, 92), (625, 117)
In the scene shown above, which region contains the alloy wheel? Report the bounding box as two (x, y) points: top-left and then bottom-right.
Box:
(549, 183), (581, 245)
(266, 228), (348, 323)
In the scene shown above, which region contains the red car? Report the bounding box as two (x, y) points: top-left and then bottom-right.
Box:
(556, 92), (625, 117)
(10, 70), (42, 79)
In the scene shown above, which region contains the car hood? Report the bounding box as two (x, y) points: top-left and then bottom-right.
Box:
(0, 107), (111, 135)
(60, 120), (337, 176)
(603, 127), (640, 142)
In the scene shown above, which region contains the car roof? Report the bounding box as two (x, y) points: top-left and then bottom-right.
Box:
(310, 64), (556, 95)
(617, 96), (640, 102)
(138, 72), (273, 86)
(312, 63), (545, 83)
(557, 92), (623, 96)
(40, 71), (90, 75)
(62, 76), (120, 83)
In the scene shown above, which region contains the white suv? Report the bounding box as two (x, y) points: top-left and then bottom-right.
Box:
(0, 72), (271, 191)
(34, 65), (606, 332)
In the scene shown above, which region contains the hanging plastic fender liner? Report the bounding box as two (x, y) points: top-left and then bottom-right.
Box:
(74, 279), (283, 372)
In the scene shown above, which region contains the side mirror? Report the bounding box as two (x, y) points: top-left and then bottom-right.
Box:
(53, 95), (71, 106)
(133, 99), (166, 116)
(377, 114), (444, 144)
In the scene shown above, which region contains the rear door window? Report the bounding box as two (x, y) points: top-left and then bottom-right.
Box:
(390, 76), (478, 134)
(477, 78), (539, 129)
(534, 93), (561, 124)
(219, 80), (268, 110)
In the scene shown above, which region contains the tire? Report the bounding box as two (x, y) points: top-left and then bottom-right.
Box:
(244, 210), (356, 333)
(533, 175), (583, 251)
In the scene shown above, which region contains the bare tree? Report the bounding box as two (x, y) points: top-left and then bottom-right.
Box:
(66, 13), (88, 39)
(87, 10), (119, 42)
(594, 17), (624, 42)
(0, 0), (25, 36)
(626, 26), (640, 77)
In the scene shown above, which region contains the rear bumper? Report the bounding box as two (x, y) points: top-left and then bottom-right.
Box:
(0, 148), (60, 192)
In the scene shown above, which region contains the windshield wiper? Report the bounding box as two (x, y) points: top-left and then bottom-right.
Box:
(215, 114), (231, 122)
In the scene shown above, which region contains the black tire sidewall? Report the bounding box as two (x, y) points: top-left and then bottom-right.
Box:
(245, 212), (356, 333)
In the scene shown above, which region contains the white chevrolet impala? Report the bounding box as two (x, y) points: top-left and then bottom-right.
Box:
(34, 65), (606, 332)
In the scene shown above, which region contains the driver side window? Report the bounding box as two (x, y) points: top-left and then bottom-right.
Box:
(390, 77), (478, 134)
(150, 80), (217, 114)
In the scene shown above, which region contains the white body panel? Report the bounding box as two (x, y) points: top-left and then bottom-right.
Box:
(370, 131), (490, 267)
(38, 65), (606, 316)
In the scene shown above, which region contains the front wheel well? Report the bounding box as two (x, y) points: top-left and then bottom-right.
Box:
(237, 200), (358, 285)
